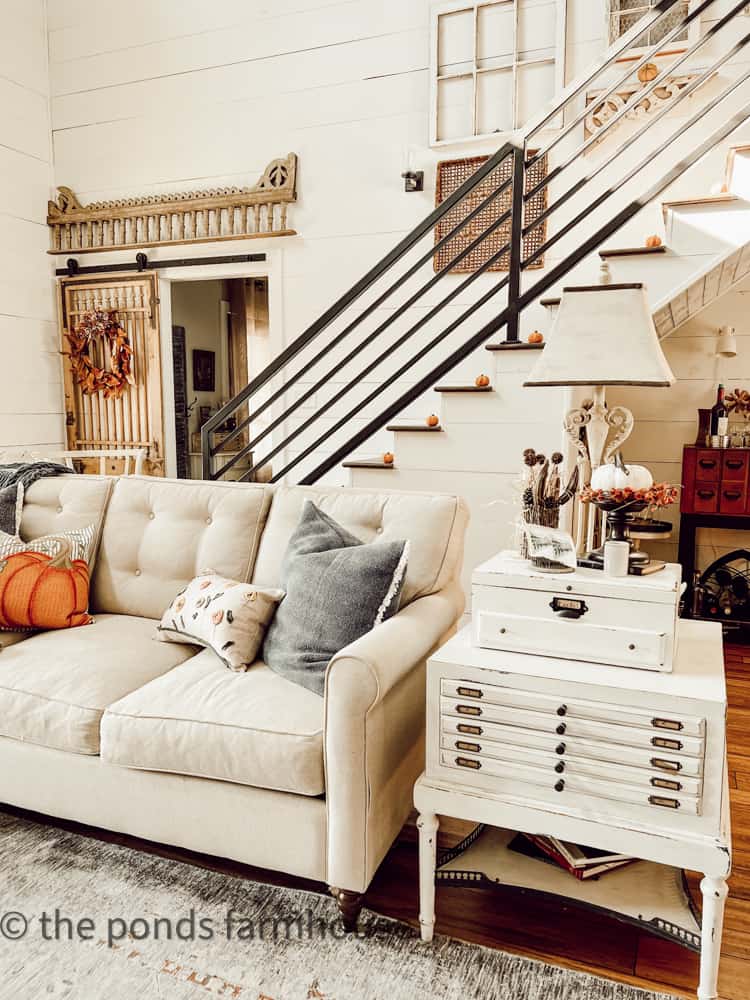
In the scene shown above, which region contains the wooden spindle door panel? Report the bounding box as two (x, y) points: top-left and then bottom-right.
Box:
(58, 273), (165, 476)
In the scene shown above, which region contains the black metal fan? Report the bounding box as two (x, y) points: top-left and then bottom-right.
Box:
(699, 549), (750, 621)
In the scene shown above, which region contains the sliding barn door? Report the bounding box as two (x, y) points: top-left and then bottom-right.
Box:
(59, 273), (164, 475)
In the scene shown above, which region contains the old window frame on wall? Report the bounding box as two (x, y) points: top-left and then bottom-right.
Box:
(606, 0), (696, 52)
(429, 0), (567, 146)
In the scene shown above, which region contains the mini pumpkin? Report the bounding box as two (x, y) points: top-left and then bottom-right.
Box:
(383, 452), (395, 465)
(527, 330), (544, 344)
(590, 454), (653, 492)
(645, 235), (663, 248)
(426, 414), (440, 427)
(475, 374), (490, 387)
(0, 538), (90, 630)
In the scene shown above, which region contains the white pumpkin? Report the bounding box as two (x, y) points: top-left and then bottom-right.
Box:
(591, 458), (653, 491)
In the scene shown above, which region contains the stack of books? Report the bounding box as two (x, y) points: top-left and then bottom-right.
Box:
(509, 833), (635, 880)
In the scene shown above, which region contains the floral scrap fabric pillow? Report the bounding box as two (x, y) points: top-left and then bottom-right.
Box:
(157, 573), (285, 671)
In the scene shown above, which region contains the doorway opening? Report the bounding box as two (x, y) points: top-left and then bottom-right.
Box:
(169, 277), (270, 480)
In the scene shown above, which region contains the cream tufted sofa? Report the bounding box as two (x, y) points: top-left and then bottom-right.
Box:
(0, 475), (468, 926)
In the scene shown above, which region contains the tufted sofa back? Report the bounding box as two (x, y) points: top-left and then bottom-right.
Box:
(90, 477), (274, 618)
(252, 485), (468, 606)
(18, 476), (468, 620)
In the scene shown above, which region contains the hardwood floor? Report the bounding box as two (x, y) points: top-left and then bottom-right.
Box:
(2, 642), (747, 998)
(365, 641), (750, 1000)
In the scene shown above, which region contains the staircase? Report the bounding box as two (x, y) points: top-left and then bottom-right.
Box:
(203, 0), (750, 590)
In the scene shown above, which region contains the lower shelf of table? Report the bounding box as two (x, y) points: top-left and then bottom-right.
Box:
(436, 825), (701, 952)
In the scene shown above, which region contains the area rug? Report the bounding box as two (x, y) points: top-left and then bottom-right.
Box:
(0, 811), (677, 1000)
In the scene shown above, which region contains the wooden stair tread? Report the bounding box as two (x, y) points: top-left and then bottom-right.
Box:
(434, 384), (492, 392)
(342, 458), (395, 469)
(486, 341), (544, 352)
(599, 246), (668, 258)
(662, 193), (739, 211)
(540, 296), (561, 307)
(386, 424), (443, 432)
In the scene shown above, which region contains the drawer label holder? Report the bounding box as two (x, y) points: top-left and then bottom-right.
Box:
(549, 596), (588, 619)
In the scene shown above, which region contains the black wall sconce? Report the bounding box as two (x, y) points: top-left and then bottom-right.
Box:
(401, 170), (424, 193)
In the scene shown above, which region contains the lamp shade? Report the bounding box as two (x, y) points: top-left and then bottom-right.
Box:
(524, 283), (675, 387)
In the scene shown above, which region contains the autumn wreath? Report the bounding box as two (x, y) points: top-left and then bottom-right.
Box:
(65, 309), (134, 399)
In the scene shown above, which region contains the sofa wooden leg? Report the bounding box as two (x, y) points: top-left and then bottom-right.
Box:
(332, 888), (364, 933)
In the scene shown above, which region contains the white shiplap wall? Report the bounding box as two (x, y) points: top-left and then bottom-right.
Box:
(610, 279), (750, 571)
(43, 0), (604, 481)
(0, 1), (61, 449)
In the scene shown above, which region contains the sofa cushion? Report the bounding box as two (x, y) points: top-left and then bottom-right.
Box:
(92, 477), (274, 620)
(19, 475), (113, 572)
(0, 614), (194, 755)
(101, 648), (325, 796)
(252, 485), (468, 607)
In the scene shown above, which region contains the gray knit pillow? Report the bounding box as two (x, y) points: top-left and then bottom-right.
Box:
(263, 501), (409, 696)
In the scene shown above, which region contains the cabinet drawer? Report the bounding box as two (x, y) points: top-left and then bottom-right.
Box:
(695, 449), (721, 481)
(440, 750), (701, 815)
(439, 735), (703, 796)
(693, 485), (719, 513)
(440, 697), (705, 756)
(475, 610), (667, 670)
(720, 484), (747, 514)
(440, 679), (705, 738)
(723, 452), (748, 482)
(441, 715), (704, 777)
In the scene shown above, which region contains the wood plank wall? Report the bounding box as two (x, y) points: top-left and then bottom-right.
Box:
(0, 2), (62, 449)
(609, 280), (750, 572)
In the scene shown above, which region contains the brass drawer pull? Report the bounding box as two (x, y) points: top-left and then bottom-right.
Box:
(455, 740), (481, 753)
(456, 723), (482, 736)
(651, 757), (682, 772)
(649, 795), (680, 810)
(456, 686), (483, 699)
(651, 777), (682, 792)
(652, 718), (684, 732)
(456, 756), (481, 770)
(652, 736), (683, 751)
(456, 704), (482, 717)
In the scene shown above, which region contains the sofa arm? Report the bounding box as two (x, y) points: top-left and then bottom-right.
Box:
(323, 582), (464, 893)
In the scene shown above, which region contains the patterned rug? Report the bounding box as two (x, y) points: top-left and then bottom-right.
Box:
(0, 811), (677, 1000)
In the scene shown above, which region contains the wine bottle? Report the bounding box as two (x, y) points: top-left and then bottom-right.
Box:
(710, 384), (728, 438)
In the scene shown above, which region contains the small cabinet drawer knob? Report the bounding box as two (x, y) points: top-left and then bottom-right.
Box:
(555, 762), (565, 774)
(555, 742), (566, 755)
(556, 723), (566, 735)
(554, 779), (565, 792)
(556, 705), (567, 717)
(628, 643), (636, 651)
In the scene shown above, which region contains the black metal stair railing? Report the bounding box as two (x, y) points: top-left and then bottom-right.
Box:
(203, 0), (750, 485)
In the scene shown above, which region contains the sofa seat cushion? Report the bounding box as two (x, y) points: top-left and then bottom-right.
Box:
(0, 614), (194, 755)
(100, 648), (325, 796)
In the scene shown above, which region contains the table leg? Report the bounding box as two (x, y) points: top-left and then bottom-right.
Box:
(697, 875), (729, 1000)
(417, 811), (439, 942)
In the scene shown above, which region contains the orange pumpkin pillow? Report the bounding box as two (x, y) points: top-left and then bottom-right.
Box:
(0, 528), (95, 631)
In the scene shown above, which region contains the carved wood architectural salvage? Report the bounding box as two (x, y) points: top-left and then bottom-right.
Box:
(47, 154), (298, 254)
(584, 75), (708, 139)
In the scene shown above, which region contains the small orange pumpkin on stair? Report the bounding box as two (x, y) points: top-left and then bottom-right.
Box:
(0, 537), (91, 630)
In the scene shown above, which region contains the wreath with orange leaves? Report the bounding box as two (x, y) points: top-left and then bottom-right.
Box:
(65, 309), (134, 399)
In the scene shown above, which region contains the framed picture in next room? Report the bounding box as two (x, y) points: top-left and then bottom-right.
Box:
(192, 349), (215, 392)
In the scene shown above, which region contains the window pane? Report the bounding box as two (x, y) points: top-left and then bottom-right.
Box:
(476, 1), (515, 70)
(436, 75), (475, 141)
(438, 9), (475, 76)
(516, 60), (555, 128)
(518, 0), (557, 62)
(476, 68), (514, 135)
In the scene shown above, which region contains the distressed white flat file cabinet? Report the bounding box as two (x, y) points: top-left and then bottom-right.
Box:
(415, 620), (731, 1000)
(472, 553), (683, 672)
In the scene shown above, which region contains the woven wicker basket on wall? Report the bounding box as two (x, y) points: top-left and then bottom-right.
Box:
(434, 152), (548, 273)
